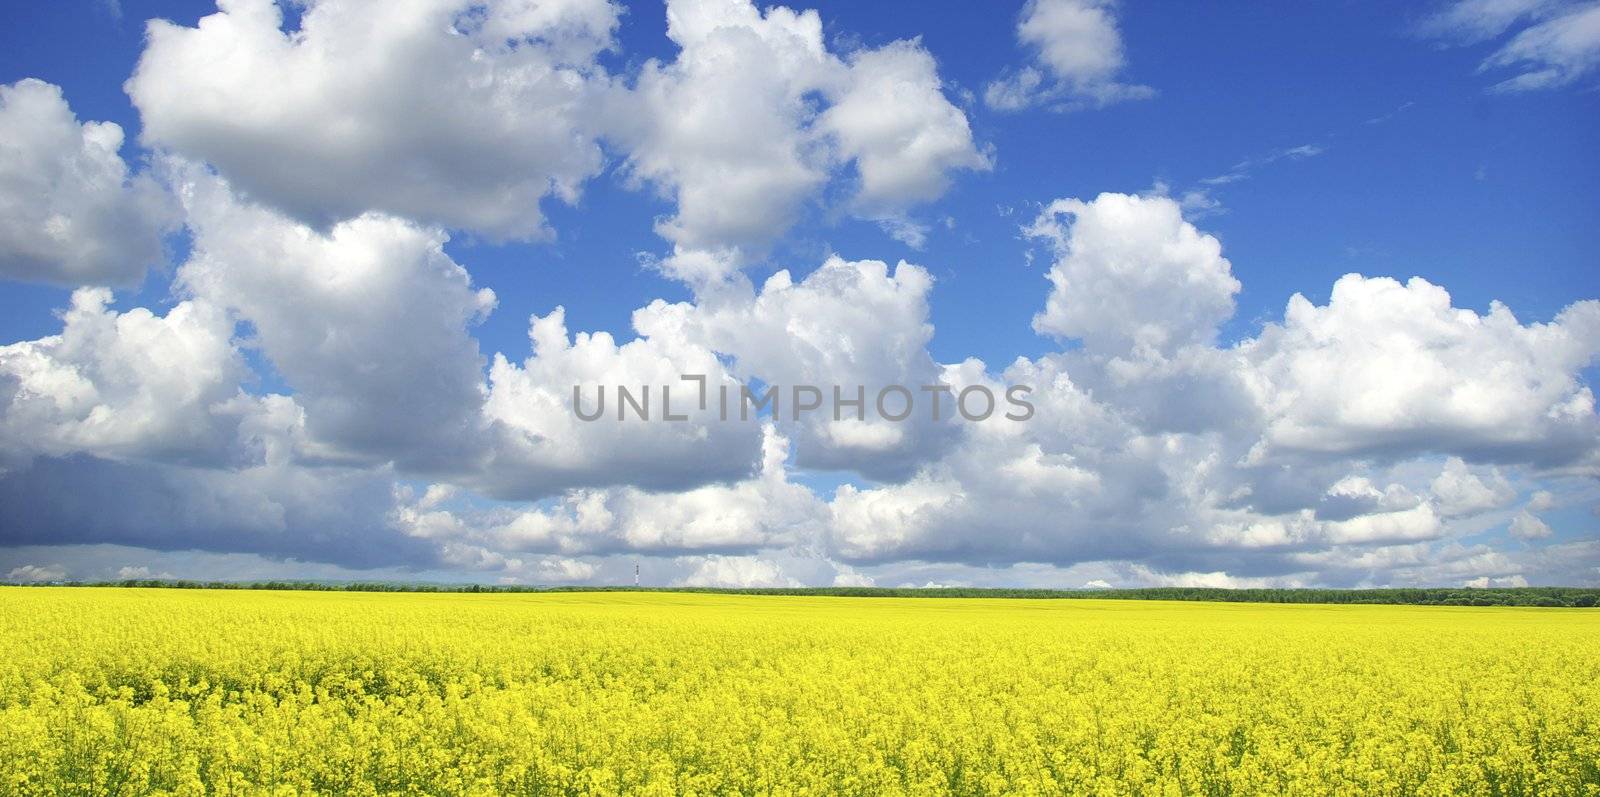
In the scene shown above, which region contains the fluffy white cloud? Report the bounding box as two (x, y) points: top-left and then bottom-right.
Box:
(826, 355), (1159, 565)
(573, 424), (820, 553)
(1465, 574), (1531, 588)
(676, 554), (803, 587)
(830, 567), (875, 587)
(116, 565), (174, 580)
(637, 255), (957, 479)
(5, 564), (67, 583)
(1317, 476), (1423, 521)
(1430, 457), (1517, 517)
(175, 166), (497, 471)
(1124, 565), (1306, 590)
(0, 288), (247, 468)
(1509, 510), (1554, 539)
(396, 424), (822, 559)
(985, 0), (1152, 111)
(1029, 193), (1240, 356)
(1238, 274), (1600, 466)
(617, 0), (983, 279)
(478, 304), (764, 498)
(127, 0), (620, 239)
(1322, 503), (1443, 546)
(0, 79), (173, 286)
(821, 41), (991, 216)
(618, 0), (834, 263)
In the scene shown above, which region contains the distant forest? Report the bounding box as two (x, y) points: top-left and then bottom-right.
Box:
(7, 581), (1598, 607)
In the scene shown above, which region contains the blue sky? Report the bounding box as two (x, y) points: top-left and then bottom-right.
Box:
(6, 0), (1596, 358)
(0, 0), (1596, 588)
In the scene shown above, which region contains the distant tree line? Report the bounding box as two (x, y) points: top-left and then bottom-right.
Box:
(4, 580), (1597, 607)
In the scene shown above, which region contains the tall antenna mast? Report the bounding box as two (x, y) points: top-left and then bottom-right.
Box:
(634, 562), (640, 587)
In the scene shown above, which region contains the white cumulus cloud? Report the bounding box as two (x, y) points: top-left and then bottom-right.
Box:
(676, 554), (803, 588)
(1029, 193), (1240, 356)
(175, 165), (497, 471)
(127, 0), (621, 239)
(1238, 274), (1600, 466)
(985, 0), (1153, 111)
(616, 0), (984, 281)
(0, 79), (173, 286)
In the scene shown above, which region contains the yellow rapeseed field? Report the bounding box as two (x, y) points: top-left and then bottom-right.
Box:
(1, 587), (1596, 796)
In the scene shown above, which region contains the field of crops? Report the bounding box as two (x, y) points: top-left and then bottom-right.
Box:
(2, 588), (1597, 795)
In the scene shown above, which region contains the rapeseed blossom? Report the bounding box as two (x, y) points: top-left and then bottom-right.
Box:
(1, 588), (1596, 795)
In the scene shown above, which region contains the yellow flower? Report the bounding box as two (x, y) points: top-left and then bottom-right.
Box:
(0, 587), (1595, 795)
